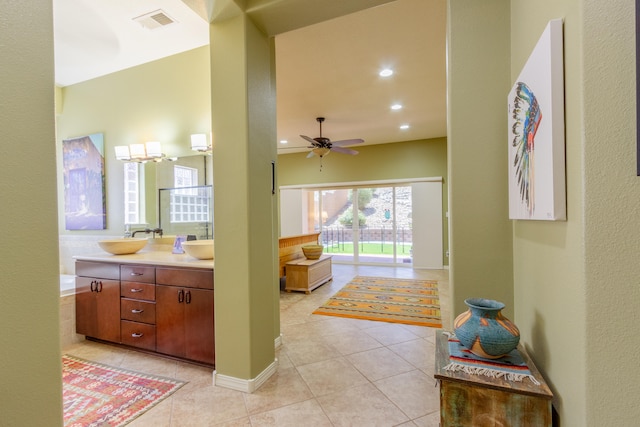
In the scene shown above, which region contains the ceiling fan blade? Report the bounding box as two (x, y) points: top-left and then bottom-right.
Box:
(331, 146), (359, 155)
(331, 138), (364, 147)
(300, 135), (317, 145)
(278, 145), (314, 150)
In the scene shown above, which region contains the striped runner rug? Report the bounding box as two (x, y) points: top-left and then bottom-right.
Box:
(312, 276), (442, 327)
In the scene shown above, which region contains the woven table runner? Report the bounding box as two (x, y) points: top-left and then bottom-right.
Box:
(444, 336), (540, 385)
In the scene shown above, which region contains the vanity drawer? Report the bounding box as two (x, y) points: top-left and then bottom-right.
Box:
(120, 265), (155, 283)
(121, 281), (155, 301)
(76, 261), (120, 280)
(121, 298), (156, 324)
(121, 320), (155, 351)
(156, 267), (213, 290)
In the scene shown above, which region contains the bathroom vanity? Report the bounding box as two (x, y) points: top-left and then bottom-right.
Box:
(75, 252), (215, 367)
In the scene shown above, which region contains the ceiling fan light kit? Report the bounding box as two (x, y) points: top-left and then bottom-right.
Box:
(292, 117), (364, 171)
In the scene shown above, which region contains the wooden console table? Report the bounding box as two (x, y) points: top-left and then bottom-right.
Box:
(434, 330), (553, 426)
(285, 255), (332, 294)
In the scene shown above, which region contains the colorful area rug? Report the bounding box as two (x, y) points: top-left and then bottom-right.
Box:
(62, 355), (186, 427)
(444, 336), (540, 384)
(312, 276), (442, 327)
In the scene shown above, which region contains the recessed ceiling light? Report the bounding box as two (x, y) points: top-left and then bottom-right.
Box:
(379, 68), (393, 77)
(400, 124), (410, 130)
(280, 140), (288, 144)
(391, 104), (402, 110)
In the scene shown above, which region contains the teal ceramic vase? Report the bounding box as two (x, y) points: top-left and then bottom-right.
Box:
(453, 298), (520, 359)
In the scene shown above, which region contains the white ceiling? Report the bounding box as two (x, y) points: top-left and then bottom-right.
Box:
(53, 0), (446, 153)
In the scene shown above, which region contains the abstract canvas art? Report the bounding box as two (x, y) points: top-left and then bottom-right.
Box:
(508, 19), (566, 220)
(62, 133), (107, 230)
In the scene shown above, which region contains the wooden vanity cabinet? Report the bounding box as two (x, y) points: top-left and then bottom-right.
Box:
(156, 267), (215, 365)
(120, 265), (156, 351)
(75, 261), (121, 343)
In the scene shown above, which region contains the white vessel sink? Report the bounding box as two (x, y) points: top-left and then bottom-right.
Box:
(98, 238), (148, 255)
(181, 240), (214, 260)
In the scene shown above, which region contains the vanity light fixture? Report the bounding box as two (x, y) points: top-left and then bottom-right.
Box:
(379, 68), (394, 77)
(391, 103), (403, 110)
(400, 124), (410, 130)
(191, 133), (212, 154)
(114, 141), (175, 163)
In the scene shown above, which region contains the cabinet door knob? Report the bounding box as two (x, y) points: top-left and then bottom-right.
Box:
(178, 289), (185, 303)
(185, 290), (191, 304)
(131, 333), (144, 338)
(97, 281), (103, 292)
(131, 309), (144, 314)
(90, 280), (97, 292)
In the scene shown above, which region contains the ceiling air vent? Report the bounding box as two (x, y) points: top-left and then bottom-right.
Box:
(133, 9), (177, 30)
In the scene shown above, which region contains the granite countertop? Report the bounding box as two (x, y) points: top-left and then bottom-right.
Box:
(74, 246), (214, 269)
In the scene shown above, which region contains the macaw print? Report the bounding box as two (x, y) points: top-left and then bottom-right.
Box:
(511, 82), (541, 216)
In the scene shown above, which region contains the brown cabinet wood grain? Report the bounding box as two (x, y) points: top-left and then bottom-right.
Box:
(120, 320), (156, 351)
(76, 260), (214, 366)
(75, 276), (121, 343)
(156, 284), (215, 365)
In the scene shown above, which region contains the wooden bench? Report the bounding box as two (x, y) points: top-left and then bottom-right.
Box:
(278, 233), (320, 278)
(285, 255), (332, 294)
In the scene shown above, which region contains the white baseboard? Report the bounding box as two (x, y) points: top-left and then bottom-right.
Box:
(275, 333), (283, 348)
(213, 359), (278, 393)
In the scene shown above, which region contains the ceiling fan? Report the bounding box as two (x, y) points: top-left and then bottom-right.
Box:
(298, 117), (364, 159)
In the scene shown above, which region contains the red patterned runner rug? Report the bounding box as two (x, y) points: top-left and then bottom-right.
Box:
(63, 354), (186, 427)
(313, 276), (442, 327)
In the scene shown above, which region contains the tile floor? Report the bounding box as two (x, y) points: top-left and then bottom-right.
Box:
(64, 264), (450, 427)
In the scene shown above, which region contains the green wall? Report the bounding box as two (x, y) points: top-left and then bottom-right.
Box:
(278, 138), (449, 265)
(507, 0), (587, 423)
(0, 2), (63, 425)
(448, 0), (640, 424)
(447, 0), (514, 323)
(56, 46), (212, 235)
(582, 0), (640, 422)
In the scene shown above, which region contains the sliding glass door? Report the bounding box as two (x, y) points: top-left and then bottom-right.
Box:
(304, 185), (413, 265)
(281, 178), (442, 268)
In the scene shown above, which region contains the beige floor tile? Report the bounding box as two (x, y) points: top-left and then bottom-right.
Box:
(64, 340), (127, 366)
(170, 385), (248, 426)
(317, 383), (409, 427)
(388, 338), (436, 372)
(127, 397), (173, 427)
(283, 339), (340, 367)
(296, 357), (369, 397)
(209, 417), (252, 426)
(413, 411), (441, 427)
(243, 366), (313, 415)
(374, 370), (439, 420)
(120, 351), (179, 378)
(249, 398), (333, 427)
(346, 346), (415, 381)
(323, 329), (383, 355)
(363, 323), (421, 346)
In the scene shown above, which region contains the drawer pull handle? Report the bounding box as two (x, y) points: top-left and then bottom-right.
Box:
(185, 290), (191, 304)
(131, 333), (144, 338)
(178, 289), (185, 303)
(130, 272), (144, 276)
(130, 288), (143, 293)
(131, 309), (144, 314)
